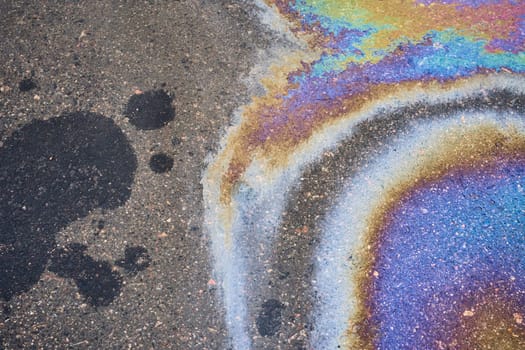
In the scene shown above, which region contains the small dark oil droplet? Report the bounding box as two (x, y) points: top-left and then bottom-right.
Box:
(124, 89), (174, 130)
(149, 153), (174, 173)
(19, 78), (36, 92)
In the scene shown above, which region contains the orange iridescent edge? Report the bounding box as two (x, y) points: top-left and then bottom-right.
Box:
(350, 125), (525, 349)
(217, 73), (515, 205)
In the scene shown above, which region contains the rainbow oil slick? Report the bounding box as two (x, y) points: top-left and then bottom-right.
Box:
(203, 1), (525, 349)
(362, 157), (525, 349)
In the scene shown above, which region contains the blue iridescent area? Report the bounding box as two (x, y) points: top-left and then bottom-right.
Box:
(370, 157), (525, 348)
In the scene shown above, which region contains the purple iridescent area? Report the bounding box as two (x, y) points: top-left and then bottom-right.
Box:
(369, 157), (525, 348)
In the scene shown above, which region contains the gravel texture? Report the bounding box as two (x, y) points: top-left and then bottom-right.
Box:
(0, 1), (272, 349)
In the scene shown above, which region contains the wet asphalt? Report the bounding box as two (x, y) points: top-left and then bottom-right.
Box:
(0, 1), (274, 348)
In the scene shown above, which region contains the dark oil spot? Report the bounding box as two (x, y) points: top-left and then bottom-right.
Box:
(19, 78), (37, 92)
(256, 299), (285, 337)
(49, 244), (122, 307)
(115, 246), (151, 276)
(149, 153), (174, 173)
(0, 112), (136, 301)
(124, 89), (174, 130)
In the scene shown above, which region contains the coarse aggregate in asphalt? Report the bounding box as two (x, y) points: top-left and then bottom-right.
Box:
(0, 1), (278, 348)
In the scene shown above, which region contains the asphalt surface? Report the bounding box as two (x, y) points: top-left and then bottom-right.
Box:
(3, 2), (525, 350)
(0, 1), (274, 348)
